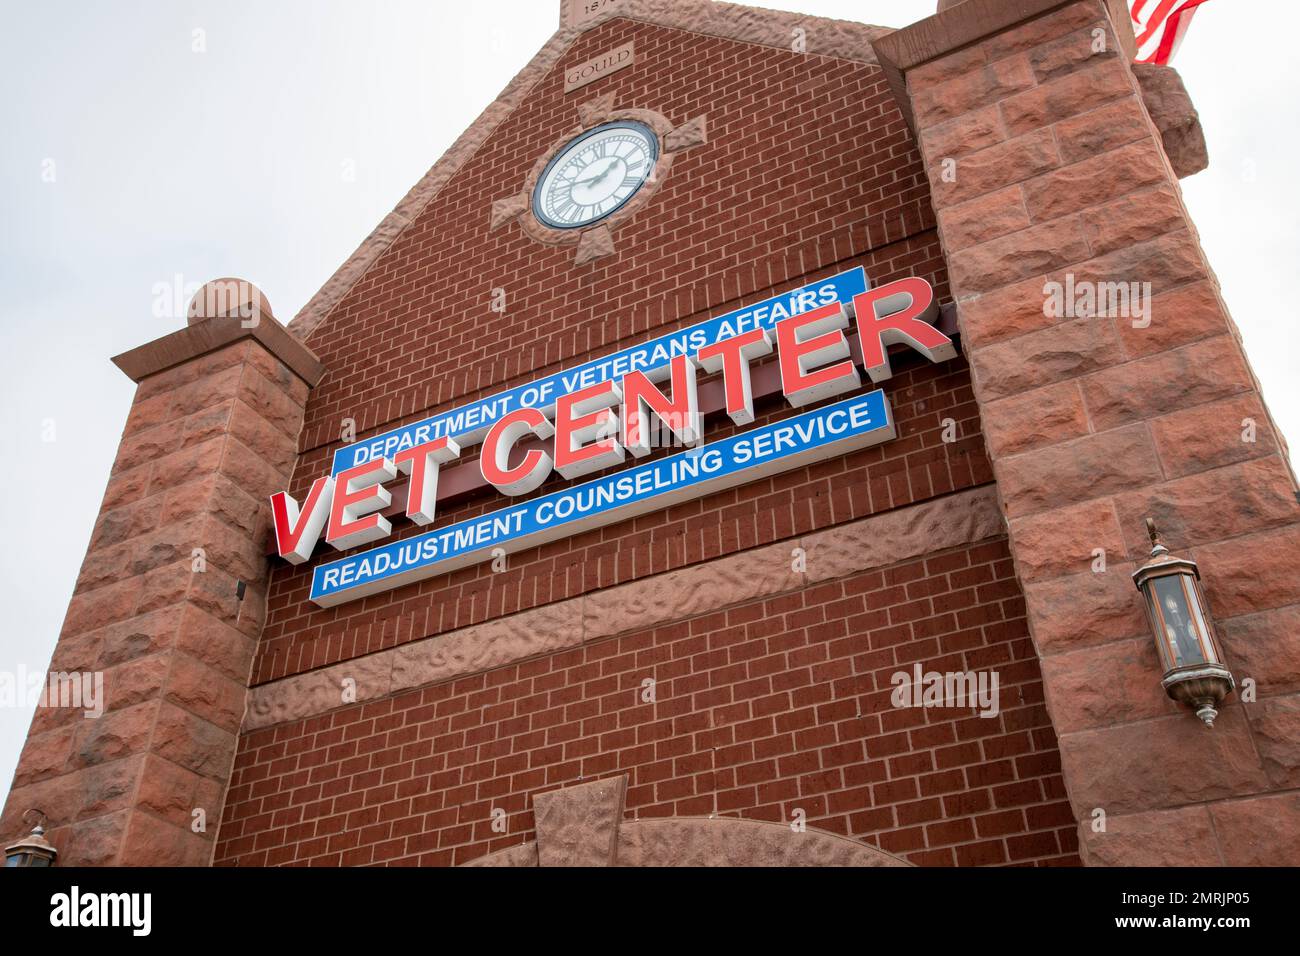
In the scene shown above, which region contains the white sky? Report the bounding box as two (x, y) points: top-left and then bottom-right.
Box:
(1, 0), (1295, 811)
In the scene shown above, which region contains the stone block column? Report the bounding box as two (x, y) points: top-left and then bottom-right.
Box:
(876, 1), (1300, 864)
(1, 288), (322, 865)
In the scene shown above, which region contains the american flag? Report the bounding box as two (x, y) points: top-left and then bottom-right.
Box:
(1130, 0), (1209, 65)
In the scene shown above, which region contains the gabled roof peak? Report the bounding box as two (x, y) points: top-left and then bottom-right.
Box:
(288, 0), (893, 343)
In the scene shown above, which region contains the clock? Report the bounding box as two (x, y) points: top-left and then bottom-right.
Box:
(491, 96), (706, 264)
(532, 120), (659, 230)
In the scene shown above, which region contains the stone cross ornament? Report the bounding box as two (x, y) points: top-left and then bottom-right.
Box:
(491, 92), (707, 265)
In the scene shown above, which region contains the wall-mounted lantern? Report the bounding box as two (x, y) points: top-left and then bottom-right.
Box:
(1132, 518), (1235, 727)
(3, 810), (58, 867)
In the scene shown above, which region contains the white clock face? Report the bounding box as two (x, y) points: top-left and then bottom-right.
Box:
(533, 120), (659, 230)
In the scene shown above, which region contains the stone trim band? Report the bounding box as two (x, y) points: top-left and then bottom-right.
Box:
(243, 484), (1004, 730)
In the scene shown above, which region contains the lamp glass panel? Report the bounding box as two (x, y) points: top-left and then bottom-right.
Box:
(1152, 574), (1207, 668)
(1183, 577), (1218, 662)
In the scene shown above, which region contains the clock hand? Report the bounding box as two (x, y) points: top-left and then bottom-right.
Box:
(575, 169), (608, 187)
(575, 158), (619, 187)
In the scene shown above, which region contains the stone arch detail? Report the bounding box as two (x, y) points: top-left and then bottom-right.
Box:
(463, 775), (910, 868)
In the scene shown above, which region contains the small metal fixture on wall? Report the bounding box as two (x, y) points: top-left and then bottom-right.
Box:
(4, 810), (58, 867)
(1132, 518), (1235, 727)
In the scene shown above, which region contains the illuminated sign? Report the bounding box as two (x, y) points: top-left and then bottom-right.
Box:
(271, 268), (956, 607)
(330, 268), (871, 475)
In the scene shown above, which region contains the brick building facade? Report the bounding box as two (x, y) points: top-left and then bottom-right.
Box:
(5, 0), (1298, 867)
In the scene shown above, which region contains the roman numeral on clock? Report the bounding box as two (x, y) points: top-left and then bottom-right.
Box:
(532, 121), (659, 228)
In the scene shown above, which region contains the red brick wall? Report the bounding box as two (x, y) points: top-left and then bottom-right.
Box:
(254, 16), (968, 685)
(217, 535), (1077, 867)
(293, 19), (932, 455)
(222, 15), (1080, 867)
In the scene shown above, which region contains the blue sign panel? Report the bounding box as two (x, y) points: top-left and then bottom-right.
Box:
(311, 389), (893, 607)
(330, 266), (870, 475)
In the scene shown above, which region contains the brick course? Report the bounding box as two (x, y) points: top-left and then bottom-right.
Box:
(215, 536), (1078, 868)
